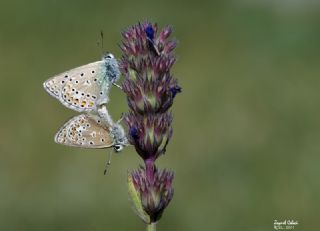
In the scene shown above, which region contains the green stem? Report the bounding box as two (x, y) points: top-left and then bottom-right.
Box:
(146, 222), (156, 231)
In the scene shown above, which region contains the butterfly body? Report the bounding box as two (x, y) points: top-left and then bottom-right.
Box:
(43, 54), (120, 112)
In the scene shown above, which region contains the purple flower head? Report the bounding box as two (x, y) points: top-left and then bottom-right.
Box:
(121, 23), (179, 115)
(122, 73), (179, 114)
(125, 112), (173, 161)
(120, 22), (158, 59)
(120, 22), (175, 59)
(121, 22), (179, 227)
(129, 166), (174, 223)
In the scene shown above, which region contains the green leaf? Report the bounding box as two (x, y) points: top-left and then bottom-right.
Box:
(127, 172), (150, 224)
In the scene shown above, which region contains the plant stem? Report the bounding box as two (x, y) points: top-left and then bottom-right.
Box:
(145, 159), (155, 181)
(146, 222), (156, 231)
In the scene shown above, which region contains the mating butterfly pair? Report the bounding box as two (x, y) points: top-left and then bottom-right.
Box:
(43, 54), (128, 152)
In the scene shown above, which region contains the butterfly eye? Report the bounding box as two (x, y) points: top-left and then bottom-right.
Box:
(105, 53), (114, 59)
(114, 144), (123, 152)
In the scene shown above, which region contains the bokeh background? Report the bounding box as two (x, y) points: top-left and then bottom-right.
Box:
(1, 0), (320, 230)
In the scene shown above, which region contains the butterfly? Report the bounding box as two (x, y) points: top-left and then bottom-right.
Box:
(43, 53), (121, 112)
(55, 105), (128, 152)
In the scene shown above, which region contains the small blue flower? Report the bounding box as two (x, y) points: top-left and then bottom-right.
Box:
(129, 127), (139, 140)
(170, 85), (182, 98)
(145, 25), (155, 40)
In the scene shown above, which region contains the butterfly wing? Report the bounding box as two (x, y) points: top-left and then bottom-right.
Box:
(43, 67), (72, 100)
(55, 114), (114, 148)
(43, 61), (111, 112)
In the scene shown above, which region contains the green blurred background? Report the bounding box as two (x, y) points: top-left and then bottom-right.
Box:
(1, 0), (320, 230)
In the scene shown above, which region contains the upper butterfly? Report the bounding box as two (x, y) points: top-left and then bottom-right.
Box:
(43, 53), (120, 112)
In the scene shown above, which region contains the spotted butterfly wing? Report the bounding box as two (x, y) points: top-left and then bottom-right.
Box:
(55, 114), (114, 148)
(43, 54), (120, 112)
(43, 61), (111, 112)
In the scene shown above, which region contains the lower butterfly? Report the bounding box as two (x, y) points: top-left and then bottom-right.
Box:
(43, 53), (121, 112)
(55, 105), (128, 152)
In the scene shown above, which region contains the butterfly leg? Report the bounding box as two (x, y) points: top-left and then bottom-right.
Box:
(104, 150), (113, 175)
(116, 113), (125, 124)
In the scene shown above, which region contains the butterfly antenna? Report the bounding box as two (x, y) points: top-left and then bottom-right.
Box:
(97, 30), (104, 56)
(104, 149), (113, 175)
(101, 30), (104, 53)
(112, 82), (122, 90)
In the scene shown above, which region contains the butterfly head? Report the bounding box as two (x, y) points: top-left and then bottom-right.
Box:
(103, 53), (115, 60)
(102, 53), (120, 84)
(114, 144), (123, 152)
(111, 123), (128, 153)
